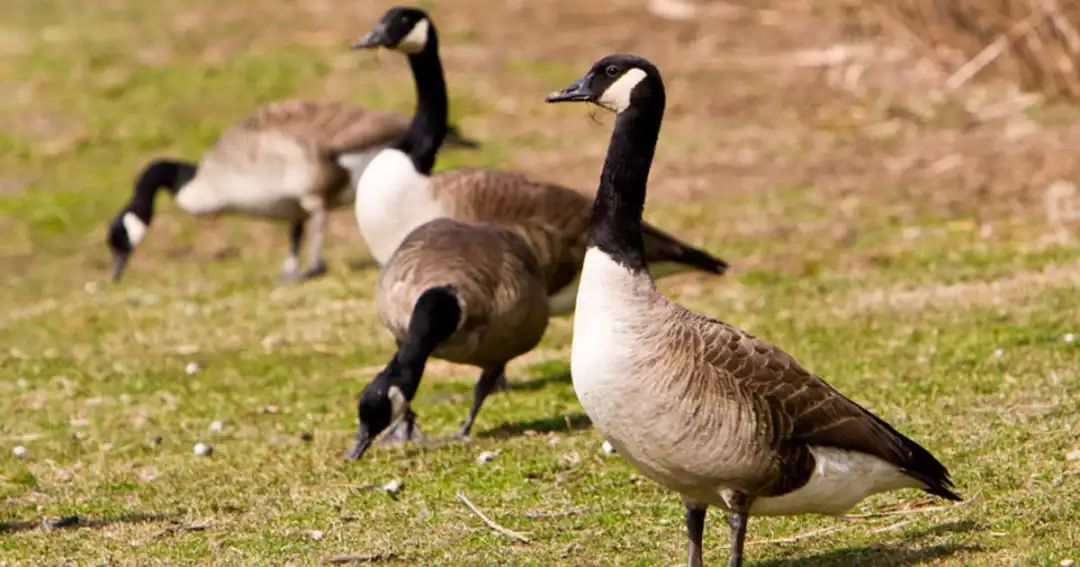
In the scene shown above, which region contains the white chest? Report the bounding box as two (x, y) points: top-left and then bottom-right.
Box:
(570, 249), (651, 430)
(354, 149), (444, 264)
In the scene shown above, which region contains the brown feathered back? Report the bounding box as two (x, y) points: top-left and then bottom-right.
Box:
(194, 100), (409, 208)
(235, 99), (408, 155)
(375, 218), (550, 369)
(637, 299), (959, 499)
(430, 168), (724, 296)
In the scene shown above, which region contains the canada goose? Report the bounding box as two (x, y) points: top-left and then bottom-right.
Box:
(547, 55), (960, 567)
(347, 217), (549, 460)
(105, 99), (478, 282)
(350, 7), (728, 315)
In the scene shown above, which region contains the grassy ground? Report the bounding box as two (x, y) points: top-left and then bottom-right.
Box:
(2, 0), (1079, 565)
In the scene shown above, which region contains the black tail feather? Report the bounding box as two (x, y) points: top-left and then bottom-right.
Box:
(675, 243), (729, 275)
(444, 124), (480, 149)
(925, 485), (962, 501)
(882, 421), (961, 502)
(641, 223), (729, 275)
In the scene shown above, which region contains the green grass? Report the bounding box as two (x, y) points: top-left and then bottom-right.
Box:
(2, 0), (1080, 565)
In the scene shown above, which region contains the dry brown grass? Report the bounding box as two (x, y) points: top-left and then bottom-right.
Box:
(877, 0), (1080, 99)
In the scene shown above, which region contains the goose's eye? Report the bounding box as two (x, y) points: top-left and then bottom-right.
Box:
(605, 65), (620, 78)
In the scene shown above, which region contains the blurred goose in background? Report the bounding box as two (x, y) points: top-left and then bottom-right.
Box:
(347, 218), (549, 459)
(106, 99), (478, 282)
(351, 7), (728, 315)
(546, 54), (960, 567)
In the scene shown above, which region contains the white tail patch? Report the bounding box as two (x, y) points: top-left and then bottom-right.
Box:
(748, 446), (923, 516)
(336, 148), (384, 180)
(599, 68), (648, 113)
(397, 18), (430, 54)
(122, 212), (148, 246)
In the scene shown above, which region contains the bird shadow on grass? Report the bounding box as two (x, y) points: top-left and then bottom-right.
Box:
(0, 511), (176, 534)
(479, 411), (592, 439)
(347, 257), (379, 272)
(506, 370), (572, 393)
(755, 520), (980, 567)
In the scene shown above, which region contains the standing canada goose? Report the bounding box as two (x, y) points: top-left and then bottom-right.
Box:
(105, 99), (477, 282)
(347, 217), (549, 460)
(350, 7), (727, 314)
(547, 55), (960, 567)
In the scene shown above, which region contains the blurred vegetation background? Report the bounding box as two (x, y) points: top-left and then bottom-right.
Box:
(1, 0), (1077, 565)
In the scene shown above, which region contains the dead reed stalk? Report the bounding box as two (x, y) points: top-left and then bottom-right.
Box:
(875, 0), (1080, 99)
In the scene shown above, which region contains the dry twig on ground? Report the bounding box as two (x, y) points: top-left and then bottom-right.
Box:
(456, 492), (531, 544)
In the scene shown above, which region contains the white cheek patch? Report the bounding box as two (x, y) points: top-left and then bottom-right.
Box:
(388, 385), (407, 420)
(598, 68), (648, 113)
(122, 212), (148, 246)
(396, 19), (429, 54)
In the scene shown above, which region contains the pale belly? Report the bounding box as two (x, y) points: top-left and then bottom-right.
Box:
(177, 172), (307, 220)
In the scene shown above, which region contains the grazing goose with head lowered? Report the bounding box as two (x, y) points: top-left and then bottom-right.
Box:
(347, 217), (549, 460)
(546, 54), (960, 567)
(105, 99), (477, 282)
(350, 7), (727, 314)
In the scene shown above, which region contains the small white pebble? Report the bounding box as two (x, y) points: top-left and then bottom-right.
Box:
(1066, 449), (1080, 462)
(993, 348), (1005, 359)
(1064, 333), (1076, 344)
(1060, 559), (1074, 567)
(12, 446), (28, 459)
(600, 440), (616, 455)
(193, 442), (214, 457)
(381, 479), (403, 495)
(83, 281), (100, 294)
(209, 420), (225, 433)
(475, 451), (498, 465)
(184, 361), (202, 376)
(307, 530), (325, 541)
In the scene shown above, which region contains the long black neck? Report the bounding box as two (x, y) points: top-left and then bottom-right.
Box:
(128, 159), (197, 223)
(590, 90), (665, 274)
(392, 286), (462, 399)
(392, 31), (447, 175)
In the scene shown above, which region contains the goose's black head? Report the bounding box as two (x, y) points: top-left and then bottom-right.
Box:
(347, 362), (411, 460)
(106, 212), (143, 282)
(351, 6), (433, 55)
(546, 54), (662, 113)
(106, 159), (194, 281)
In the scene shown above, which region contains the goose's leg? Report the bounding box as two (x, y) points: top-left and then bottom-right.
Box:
(684, 503), (707, 567)
(379, 408), (425, 444)
(281, 220), (304, 280)
(458, 365), (505, 437)
(299, 198), (328, 279)
(725, 493), (752, 567)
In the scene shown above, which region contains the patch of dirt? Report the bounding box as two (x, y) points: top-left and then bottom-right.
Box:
(325, 0), (1080, 224)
